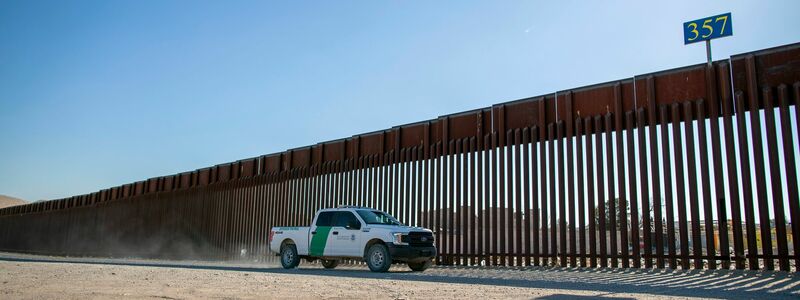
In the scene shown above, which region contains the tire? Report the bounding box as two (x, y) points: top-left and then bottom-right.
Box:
(321, 259), (339, 269)
(365, 244), (392, 272)
(280, 243), (300, 269)
(408, 260), (432, 272)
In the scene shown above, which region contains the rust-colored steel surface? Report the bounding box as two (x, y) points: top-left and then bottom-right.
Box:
(1, 43), (799, 271)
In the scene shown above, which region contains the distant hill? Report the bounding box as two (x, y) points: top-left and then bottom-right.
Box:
(0, 195), (27, 209)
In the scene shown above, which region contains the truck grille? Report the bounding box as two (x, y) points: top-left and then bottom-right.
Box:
(404, 231), (434, 246)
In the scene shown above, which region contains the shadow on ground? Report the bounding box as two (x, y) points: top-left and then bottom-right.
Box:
(535, 294), (635, 300)
(1, 253), (797, 299)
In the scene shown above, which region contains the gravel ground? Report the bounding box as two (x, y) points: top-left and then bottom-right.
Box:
(0, 252), (798, 299)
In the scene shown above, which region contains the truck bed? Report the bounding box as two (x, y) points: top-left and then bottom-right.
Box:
(269, 227), (310, 255)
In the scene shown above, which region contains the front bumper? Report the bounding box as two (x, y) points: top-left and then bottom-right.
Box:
(387, 244), (437, 263)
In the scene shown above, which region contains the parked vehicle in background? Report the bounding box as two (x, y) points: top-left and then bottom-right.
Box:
(269, 206), (436, 272)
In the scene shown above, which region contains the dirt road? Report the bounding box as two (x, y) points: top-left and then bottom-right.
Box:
(0, 252), (798, 299)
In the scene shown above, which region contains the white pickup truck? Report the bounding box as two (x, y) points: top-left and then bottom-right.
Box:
(268, 206), (436, 272)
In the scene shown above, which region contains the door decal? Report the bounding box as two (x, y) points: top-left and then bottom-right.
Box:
(309, 226), (332, 256)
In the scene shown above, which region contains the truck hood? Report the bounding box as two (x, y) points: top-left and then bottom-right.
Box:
(364, 224), (432, 233)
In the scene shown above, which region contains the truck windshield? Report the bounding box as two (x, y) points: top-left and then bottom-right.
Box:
(356, 210), (403, 226)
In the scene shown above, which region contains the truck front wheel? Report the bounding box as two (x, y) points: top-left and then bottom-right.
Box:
(366, 244), (392, 272)
(408, 260), (432, 271)
(321, 259), (339, 269)
(280, 244), (300, 269)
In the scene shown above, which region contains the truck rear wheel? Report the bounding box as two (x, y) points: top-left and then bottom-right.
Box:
(408, 260), (432, 271)
(366, 244), (392, 272)
(321, 259), (339, 269)
(280, 244), (300, 269)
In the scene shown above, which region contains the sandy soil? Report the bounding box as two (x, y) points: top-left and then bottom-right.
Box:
(0, 252), (798, 299)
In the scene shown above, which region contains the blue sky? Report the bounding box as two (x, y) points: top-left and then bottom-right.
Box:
(1, 1), (799, 202)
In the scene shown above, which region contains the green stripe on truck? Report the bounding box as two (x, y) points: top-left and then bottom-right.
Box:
(309, 226), (332, 256)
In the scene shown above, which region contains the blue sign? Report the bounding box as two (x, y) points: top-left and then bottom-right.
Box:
(683, 13), (732, 44)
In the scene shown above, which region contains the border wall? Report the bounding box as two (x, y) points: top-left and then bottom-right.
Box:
(1, 43), (799, 271)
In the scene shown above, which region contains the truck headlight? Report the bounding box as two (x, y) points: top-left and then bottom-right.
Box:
(392, 232), (408, 245)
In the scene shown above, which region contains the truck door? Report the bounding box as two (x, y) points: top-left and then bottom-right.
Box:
(308, 211), (336, 257)
(330, 211), (364, 257)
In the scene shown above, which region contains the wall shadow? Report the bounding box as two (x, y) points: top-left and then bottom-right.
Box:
(535, 294), (635, 300)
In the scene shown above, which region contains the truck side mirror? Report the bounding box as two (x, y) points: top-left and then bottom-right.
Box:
(346, 222), (361, 230)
